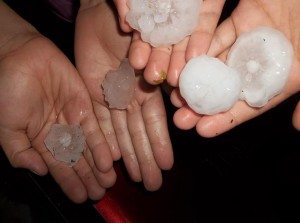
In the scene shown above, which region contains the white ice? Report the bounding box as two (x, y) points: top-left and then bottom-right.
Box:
(179, 55), (242, 115)
(44, 124), (85, 167)
(179, 26), (293, 115)
(227, 26), (293, 107)
(102, 59), (136, 109)
(126, 0), (202, 47)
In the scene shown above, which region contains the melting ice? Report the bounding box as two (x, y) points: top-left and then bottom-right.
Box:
(179, 27), (293, 115)
(126, 0), (202, 47)
(102, 59), (136, 109)
(44, 124), (85, 167)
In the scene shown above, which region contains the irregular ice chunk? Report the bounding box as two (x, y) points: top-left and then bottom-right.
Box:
(126, 0), (202, 47)
(102, 59), (136, 109)
(179, 55), (242, 115)
(227, 26), (293, 107)
(44, 124), (85, 167)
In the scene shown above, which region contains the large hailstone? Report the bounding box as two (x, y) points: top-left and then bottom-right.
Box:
(179, 26), (293, 115)
(102, 59), (136, 109)
(227, 26), (293, 107)
(44, 124), (85, 167)
(126, 0), (202, 47)
(179, 55), (242, 115)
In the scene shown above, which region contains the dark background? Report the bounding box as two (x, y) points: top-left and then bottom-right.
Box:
(1, 0), (300, 222)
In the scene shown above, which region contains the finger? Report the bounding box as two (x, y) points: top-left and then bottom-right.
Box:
(292, 101), (300, 130)
(141, 88), (174, 170)
(83, 144), (117, 188)
(128, 31), (151, 69)
(173, 105), (202, 130)
(113, 0), (132, 32)
(186, 0), (226, 60)
(80, 111), (114, 173)
(195, 95), (289, 138)
(110, 109), (142, 182)
(144, 45), (172, 85)
(167, 37), (189, 87)
(42, 151), (88, 203)
(207, 18), (237, 57)
(93, 104), (121, 160)
(72, 156), (107, 201)
(0, 131), (48, 175)
(170, 88), (186, 108)
(127, 100), (163, 191)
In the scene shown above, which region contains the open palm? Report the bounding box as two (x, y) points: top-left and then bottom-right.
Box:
(75, 1), (173, 191)
(172, 0), (300, 137)
(0, 34), (115, 203)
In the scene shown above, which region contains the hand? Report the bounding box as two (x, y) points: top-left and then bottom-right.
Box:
(75, 1), (173, 191)
(113, 0), (226, 85)
(172, 0), (300, 137)
(0, 1), (115, 203)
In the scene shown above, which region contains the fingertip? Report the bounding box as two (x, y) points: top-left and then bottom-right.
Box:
(170, 88), (185, 108)
(124, 160), (142, 183)
(143, 169), (163, 192)
(195, 112), (237, 138)
(128, 35), (151, 70)
(10, 149), (48, 176)
(173, 106), (199, 130)
(67, 188), (88, 204)
(292, 102), (300, 130)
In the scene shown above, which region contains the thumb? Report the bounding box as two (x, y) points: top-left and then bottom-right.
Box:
(1, 131), (48, 176)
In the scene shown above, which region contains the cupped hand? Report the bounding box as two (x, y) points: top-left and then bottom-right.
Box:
(0, 31), (115, 203)
(75, 1), (173, 191)
(172, 0), (300, 137)
(113, 0), (226, 85)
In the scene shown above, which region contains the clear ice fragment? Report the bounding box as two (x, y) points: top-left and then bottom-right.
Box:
(102, 59), (136, 109)
(44, 124), (85, 167)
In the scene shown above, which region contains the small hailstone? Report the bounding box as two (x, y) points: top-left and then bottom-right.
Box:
(126, 0), (202, 47)
(179, 55), (242, 115)
(44, 124), (85, 167)
(102, 58), (136, 109)
(227, 26), (293, 107)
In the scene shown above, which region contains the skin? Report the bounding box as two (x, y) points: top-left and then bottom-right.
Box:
(75, 0), (174, 191)
(171, 0), (300, 137)
(0, 0), (115, 203)
(113, 0), (226, 86)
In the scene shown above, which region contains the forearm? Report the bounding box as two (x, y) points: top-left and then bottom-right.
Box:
(0, 0), (39, 57)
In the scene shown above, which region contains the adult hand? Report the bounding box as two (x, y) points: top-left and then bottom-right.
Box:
(172, 0), (300, 137)
(75, 0), (173, 191)
(113, 0), (226, 85)
(0, 0), (115, 203)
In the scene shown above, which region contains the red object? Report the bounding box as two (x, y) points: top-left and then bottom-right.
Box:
(94, 161), (186, 223)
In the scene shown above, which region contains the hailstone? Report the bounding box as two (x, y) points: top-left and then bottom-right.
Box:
(179, 26), (293, 115)
(126, 0), (202, 47)
(227, 26), (293, 107)
(179, 55), (242, 115)
(102, 59), (136, 109)
(44, 124), (85, 167)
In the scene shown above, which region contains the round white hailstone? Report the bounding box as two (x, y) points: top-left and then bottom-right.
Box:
(227, 26), (293, 107)
(179, 55), (242, 115)
(126, 0), (202, 47)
